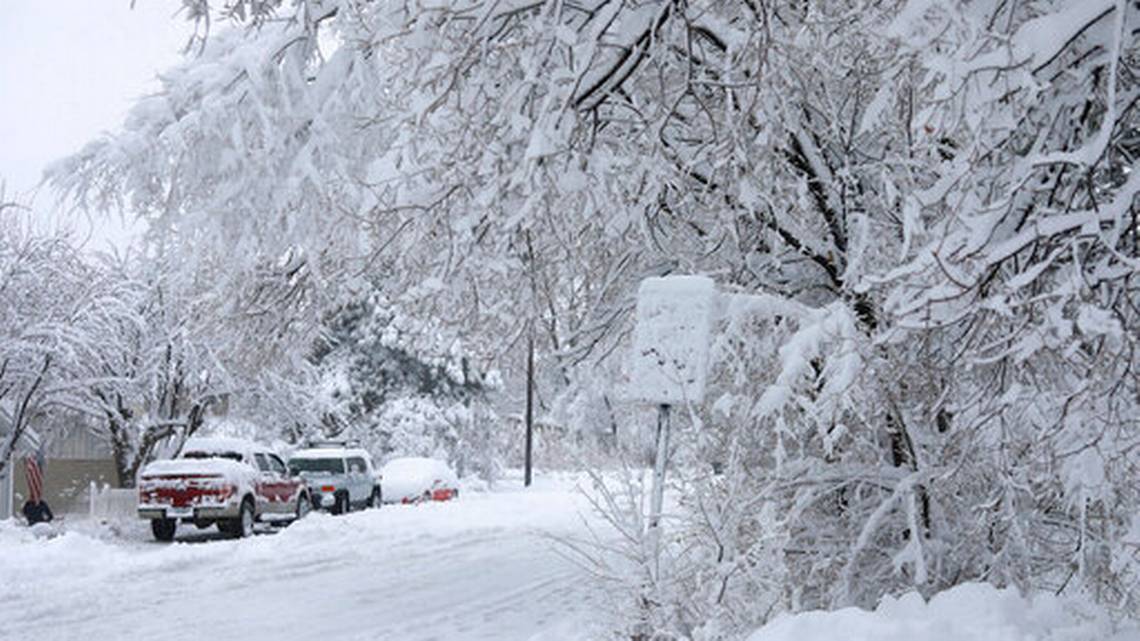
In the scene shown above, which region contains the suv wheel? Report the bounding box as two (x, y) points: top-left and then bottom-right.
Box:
(334, 491), (350, 515)
(368, 486), (382, 509)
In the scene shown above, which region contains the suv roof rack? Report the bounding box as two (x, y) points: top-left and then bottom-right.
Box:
(306, 438), (361, 449)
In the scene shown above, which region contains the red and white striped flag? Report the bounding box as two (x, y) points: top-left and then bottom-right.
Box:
(24, 452), (45, 503)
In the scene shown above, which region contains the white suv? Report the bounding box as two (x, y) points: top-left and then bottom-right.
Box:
(287, 444), (381, 514)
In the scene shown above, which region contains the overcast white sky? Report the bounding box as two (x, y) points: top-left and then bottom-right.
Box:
(0, 1), (193, 251)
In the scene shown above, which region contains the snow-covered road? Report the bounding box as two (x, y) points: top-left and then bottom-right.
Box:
(0, 476), (608, 641)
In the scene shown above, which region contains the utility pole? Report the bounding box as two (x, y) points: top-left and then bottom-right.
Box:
(524, 329), (534, 487)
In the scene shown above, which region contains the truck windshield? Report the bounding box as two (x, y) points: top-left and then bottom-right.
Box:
(289, 458), (345, 475)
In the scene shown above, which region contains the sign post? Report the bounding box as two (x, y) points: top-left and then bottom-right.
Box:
(628, 275), (715, 576)
(648, 404), (670, 530)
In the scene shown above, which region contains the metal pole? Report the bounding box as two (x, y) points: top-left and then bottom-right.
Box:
(524, 330), (534, 487)
(649, 404), (671, 528)
(648, 403), (671, 577)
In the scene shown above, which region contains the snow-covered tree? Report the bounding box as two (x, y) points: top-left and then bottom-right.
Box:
(614, 1), (1140, 635)
(880, 0), (1140, 611)
(0, 221), (138, 477)
(68, 252), (237, 486)
(46, 0), (1140, 635)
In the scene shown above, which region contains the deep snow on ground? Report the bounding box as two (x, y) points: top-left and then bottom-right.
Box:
(0, 474), (608, 641)
(3, 473), (1136, 641)
(747, 583), (1140, 641)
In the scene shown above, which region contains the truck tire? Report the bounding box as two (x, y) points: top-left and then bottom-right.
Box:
(293, 493), (311, 523)
(222, 497), (255, 538)
(151, 518), (176, 542)
(368, 486), (382, 509)
(238, 498), (255, 537)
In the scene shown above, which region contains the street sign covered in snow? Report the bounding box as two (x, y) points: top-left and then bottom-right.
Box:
(628, 275), (716, 405)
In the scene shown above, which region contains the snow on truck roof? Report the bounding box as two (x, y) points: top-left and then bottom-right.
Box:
(143, 458), (251, 478)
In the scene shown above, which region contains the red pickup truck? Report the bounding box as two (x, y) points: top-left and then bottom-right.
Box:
(137, 437), (310, 541)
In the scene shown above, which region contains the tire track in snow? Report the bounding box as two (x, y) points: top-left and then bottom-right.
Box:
(353, 533), (594, 641)
(369, 566), (586, 641)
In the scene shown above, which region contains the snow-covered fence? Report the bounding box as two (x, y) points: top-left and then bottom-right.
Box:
(85, 482), (136, 520)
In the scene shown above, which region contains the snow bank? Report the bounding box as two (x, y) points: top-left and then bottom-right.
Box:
(747, 583), (1139, 641)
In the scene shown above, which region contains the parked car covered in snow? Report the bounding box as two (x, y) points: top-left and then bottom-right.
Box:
(380, 457), (459, 504)
(287, 444), (381, 514)
(137, 437), (310, 541)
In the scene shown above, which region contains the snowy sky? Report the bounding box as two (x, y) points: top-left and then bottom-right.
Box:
(0, 1), (192, 251)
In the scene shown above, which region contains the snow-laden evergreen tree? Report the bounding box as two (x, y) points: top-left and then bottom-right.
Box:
(309, 283), (502, 477)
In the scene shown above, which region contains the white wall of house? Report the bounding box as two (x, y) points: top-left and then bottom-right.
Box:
(46, 427), (111, 459)
(0, 426), (117, 518)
